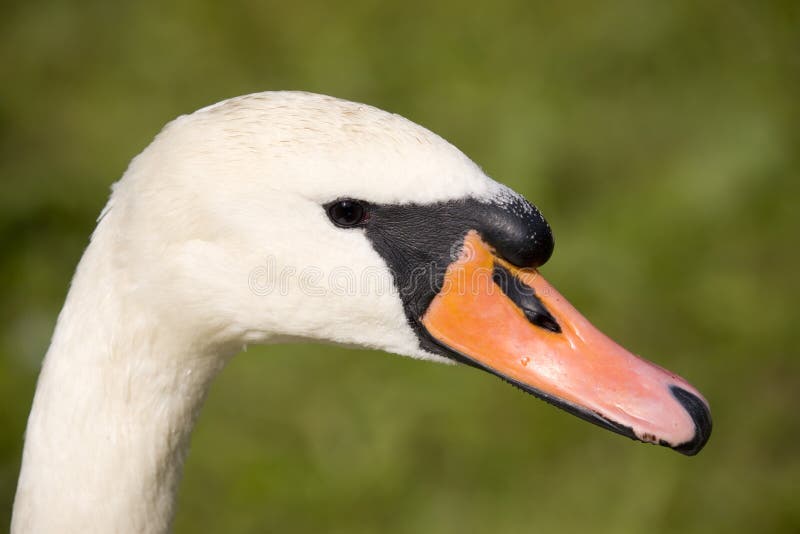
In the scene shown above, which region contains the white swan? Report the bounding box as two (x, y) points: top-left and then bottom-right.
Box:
(11, 92), (711, 533)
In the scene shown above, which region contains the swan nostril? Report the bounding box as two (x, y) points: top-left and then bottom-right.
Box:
(529, 310), (561, 333)
(492, 263), (561, 333)
(669, 386), (713, 456)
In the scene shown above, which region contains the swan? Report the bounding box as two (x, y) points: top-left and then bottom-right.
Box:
(11, 91), (711, 533)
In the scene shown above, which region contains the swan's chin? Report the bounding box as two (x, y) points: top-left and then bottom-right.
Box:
(419, 232), (712, 455)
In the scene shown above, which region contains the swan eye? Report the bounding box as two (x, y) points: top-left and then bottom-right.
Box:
(326, 199), (368, 228)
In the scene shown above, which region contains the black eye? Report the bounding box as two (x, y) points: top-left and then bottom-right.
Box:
(326, 199), (368, 228)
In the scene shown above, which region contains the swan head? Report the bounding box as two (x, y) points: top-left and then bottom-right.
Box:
(105, 91), (710, 455)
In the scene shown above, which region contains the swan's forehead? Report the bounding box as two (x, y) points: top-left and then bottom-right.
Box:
(187, 91), (503, 205)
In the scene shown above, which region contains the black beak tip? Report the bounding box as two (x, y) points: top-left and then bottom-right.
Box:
(669, 386), (713, 456)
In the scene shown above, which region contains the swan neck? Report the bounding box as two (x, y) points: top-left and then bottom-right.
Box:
(12, 231), (229, 534)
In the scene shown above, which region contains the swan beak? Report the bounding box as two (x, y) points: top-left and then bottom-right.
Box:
(421, 231), (711, 455)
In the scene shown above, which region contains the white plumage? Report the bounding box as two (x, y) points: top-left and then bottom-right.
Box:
(12, 92), (511, 533)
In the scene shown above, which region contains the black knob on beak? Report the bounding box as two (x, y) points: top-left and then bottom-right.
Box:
(477, 194), (554, 268)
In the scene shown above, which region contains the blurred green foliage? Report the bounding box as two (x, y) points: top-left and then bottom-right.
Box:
(1, 1), (798, 532)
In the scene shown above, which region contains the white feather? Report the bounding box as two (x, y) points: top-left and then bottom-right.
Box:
(12, 92), (511, 533)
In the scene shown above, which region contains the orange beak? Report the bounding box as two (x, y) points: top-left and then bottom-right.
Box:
(421, 232), (711, 455)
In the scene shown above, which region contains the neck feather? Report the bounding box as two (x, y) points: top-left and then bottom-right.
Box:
(12, 221), (229, 534)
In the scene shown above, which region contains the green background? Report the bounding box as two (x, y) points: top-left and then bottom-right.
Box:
(1, 1), (798, 532)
